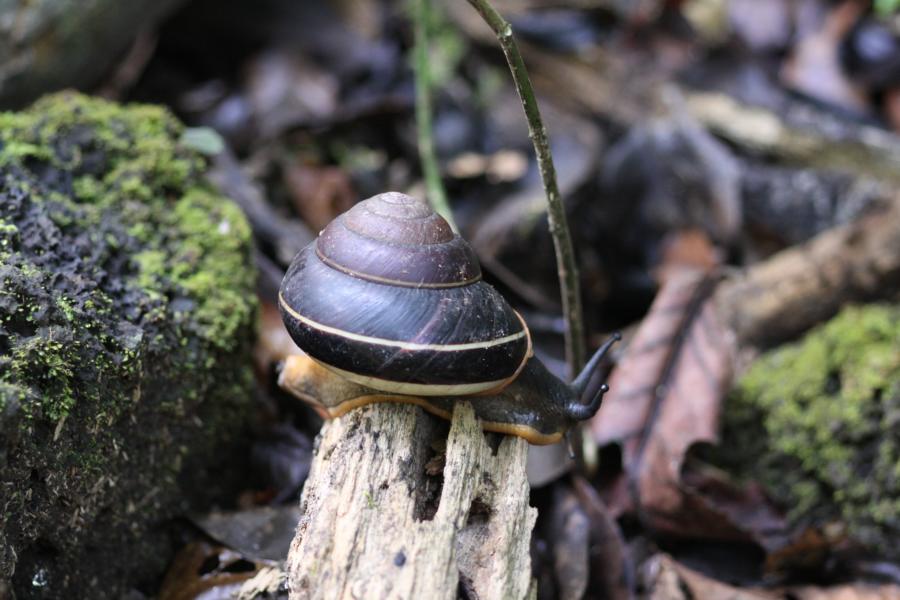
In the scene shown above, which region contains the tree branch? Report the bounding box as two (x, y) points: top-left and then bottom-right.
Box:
(464, 0), (586, 376)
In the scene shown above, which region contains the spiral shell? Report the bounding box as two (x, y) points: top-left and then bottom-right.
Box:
(279, 192), (531, 396)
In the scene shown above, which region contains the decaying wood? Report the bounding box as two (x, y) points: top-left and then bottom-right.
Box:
(686, 92), (900, 185)
(716, 194), (900, 349)
(284, 382), (537, 600)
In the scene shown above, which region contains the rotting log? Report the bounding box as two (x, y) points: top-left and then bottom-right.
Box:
(715, 194), (900, 350)
(282, 375), (537, 600)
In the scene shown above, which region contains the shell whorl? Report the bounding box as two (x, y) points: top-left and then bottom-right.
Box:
(316, 191), (481, 288)
(279, 192), (532, 396)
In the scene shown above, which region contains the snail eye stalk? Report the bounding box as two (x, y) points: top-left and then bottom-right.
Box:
(566, 333), (620, 422)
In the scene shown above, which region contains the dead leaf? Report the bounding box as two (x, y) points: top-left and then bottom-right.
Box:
(193, 505), (303, 563)
(656, 229), (721, 285)
(789, 585), (900, 600)
(547, 486), (591, 600)
(249, 422), (314, 505)
(640, 554), (776, 600)
(762, 524), (850, 575)
(590, 268), (792, 549)
(282, 161), (356, 231)
(572, 477), (634, 600)
(641, 554), (900, 600)
(254, 300), (301, 381)
(680, 459), (790, 551)
(590, 271), (734, 531)
(159, 542), (264, 600)
(728, 0), (793, 52)
(591, 271), (726, 512)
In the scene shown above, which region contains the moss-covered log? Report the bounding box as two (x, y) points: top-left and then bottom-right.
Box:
(715, 304), (900, 558)
(0, 93), (257, 598)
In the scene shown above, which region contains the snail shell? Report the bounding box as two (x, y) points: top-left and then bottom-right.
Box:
(279, 192), (532, 397)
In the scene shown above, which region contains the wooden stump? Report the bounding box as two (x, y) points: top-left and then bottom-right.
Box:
(286, 400), (537, 600)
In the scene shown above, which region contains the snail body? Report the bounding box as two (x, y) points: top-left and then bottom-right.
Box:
(279, 192), (615, 445)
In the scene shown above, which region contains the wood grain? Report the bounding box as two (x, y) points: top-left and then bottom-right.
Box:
(286, 401), (537, 600)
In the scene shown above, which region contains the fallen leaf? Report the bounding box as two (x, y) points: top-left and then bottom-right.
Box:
(254, 300), (301, 382)
(248, 422), (314, 505)
(640, 554), (776, 600)
(656, 229), (721, 285)
(592, 270), (788, 542)
(282, 161), (356, 231)
(193, 505), (303, 563)
(159, 542), (263, 600)
(572, 477), (634, 600)
(591, 271), (726, 514)
(790, 584), (900, 600)
(546, 485), (591, 600)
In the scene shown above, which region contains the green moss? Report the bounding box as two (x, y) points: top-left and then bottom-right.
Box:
(0, 92), (257, 596)
(0, 91), (256, 420)
(717, 304), (900, 555)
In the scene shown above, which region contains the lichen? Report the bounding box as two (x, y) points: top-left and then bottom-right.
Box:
(716, 304), (900, 555)
(0, 92), (257, 596)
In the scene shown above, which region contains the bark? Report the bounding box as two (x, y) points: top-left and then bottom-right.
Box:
(715, 194), (900, 349)
(286, 401), (537, 600)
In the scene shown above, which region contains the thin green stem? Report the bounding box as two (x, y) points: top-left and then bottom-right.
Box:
(464, 0), (586, 376)
(411, 0), (457, 231)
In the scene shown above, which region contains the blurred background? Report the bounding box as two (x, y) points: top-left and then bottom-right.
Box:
(3, 0), (900, 598)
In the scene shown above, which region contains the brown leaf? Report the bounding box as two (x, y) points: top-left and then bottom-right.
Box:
(679, 459), (790, 551)
(591, 270), (785, 541)
(572, 477), (634, 600)
(641, 554), (900, 600)
(282, 162), (356, 232)
(591, 271), (726, 511)
(158, 541), (264, 600)
(254, 300), (301, 381)
(193, 505), (303, 563)
(656, 229), (722, 285)
(763, 524), (851, 574)
(546, 485), (591, 600)
(640, 554), (776, 600)
(789, 585), (900, 600)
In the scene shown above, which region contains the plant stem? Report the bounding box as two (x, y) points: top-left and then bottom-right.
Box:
(464, 0), (586, 376)
(411, 0), (457, 231)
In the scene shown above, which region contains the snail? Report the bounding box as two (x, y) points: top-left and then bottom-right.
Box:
(278, 191), (617, 445)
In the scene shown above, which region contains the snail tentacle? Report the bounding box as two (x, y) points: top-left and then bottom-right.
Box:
(566, 333), (620, 421)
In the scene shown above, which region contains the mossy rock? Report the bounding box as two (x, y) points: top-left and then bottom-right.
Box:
(716, 304), (900, 558)
(0, 92), (257, 597)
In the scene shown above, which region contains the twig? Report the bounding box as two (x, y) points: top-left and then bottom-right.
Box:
(411, 0), (457, 230)
(464, 0), (586, 375)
